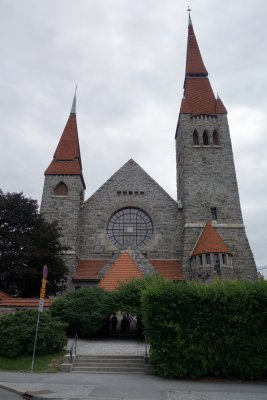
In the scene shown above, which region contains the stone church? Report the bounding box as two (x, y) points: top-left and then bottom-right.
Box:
(40, 15), (257, 291)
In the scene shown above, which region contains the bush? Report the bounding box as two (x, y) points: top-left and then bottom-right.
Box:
(141, 280), (267, 379)
(0, 310), (67, 357)
(50, 287), (113, 338)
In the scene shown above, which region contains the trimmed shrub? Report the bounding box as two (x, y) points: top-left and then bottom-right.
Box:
(141, 280), (267, 379)
(0, 310), (67, 357)
(50, 287), (113, 337)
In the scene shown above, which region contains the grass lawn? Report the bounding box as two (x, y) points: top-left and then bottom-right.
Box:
(0, 351), (65, 372)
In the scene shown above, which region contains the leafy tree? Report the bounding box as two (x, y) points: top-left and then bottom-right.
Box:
(0, 190), (67, 297)
(0, 310), (67, 357)
(50, 287), (114, 338)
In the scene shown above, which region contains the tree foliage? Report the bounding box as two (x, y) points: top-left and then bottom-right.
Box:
(50, 287), (114, 337)
(0, 310), (67, 357)
(0, 190), (67, 296)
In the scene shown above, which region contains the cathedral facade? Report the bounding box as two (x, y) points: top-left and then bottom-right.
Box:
(40, 15), (257, 291)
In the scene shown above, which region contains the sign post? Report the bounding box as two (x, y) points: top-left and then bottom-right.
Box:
(31, 265), (48, 373)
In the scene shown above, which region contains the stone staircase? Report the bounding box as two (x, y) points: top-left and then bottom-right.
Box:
(72, 355), (146, 374)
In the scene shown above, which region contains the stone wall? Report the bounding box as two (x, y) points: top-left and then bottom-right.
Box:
(78, 159), (182, 260)
(176, 114), (257, 280)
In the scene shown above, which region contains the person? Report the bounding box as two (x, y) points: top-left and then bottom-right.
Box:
(126, 313), (131, 333)
(110, 314), (118, 334)
(120, 314), (129, 334)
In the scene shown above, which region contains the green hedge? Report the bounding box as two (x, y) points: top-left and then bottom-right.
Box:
(141, 280), (267, 379)
(0, 310), (67, 357)
(50, 287), (113, 337)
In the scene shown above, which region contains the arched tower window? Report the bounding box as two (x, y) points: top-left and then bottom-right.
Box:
(213, 130), (219, 145)
(193, 130), (199, 145)
(203, 130), (209, 146)
(54, 182), (68, 196)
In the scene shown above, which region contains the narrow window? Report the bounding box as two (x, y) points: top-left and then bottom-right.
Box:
(54, 182), (68, 196)
(214, 254), (220, 273)
(206, 254), (211, 264)
(203, 130), (209, 146)
(213, 130), (219, 145)
(222, 254), (227, 265)
(193, 130), (199, 145)
(198, 255), (203, 265)
(211, 207), (217, 220)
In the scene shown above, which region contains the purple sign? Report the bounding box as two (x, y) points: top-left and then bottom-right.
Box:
(43, 265), (48, 279)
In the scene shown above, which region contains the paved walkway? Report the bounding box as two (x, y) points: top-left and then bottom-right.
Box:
(72, 337), (148, 356)
(0, 338), (267, 399)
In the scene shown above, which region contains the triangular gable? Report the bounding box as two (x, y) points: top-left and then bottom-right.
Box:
(99, 251), (142, 291)
(191, 221), (232, 257)
(85, 158), (177, 205)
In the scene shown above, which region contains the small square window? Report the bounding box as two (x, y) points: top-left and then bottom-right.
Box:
(134, 191), (139, 195)
(129, 191), (133, 195)
(117, 191), (121, 195)
(123, 191), (127, 195)
(140, 191), (144, 195)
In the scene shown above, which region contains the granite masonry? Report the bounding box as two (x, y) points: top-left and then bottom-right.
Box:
(40, 15), (257, 290)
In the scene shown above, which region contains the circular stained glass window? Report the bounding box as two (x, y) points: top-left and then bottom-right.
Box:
(107, 208), (153, 250)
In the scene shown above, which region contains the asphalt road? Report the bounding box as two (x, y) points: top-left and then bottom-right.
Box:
(0, 388), (21, 399)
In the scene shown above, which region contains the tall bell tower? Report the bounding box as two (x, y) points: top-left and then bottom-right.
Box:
(176, 13), (257, 281)
(40, 92), (85, 287)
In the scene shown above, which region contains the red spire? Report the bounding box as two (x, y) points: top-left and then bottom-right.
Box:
(191, 221), (232, 257)
(180, 15), (227, 116)
(186, 16), (208, 76)
(45, 94), (85, 188)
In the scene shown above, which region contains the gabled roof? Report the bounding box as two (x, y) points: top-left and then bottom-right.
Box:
(191, 221), (232, 257)
(180, 15), (227, 116)
(99, 252), (142, 291)
(73, 259), (109, 281)
(45, 93), (85, 188)
(149, 260), (184, 281)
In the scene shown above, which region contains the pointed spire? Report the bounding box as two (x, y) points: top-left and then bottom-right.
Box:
(44, 92), (85, 188)
(187, 6), (192, 27)
(179, 13), (227, 116)
(70, 85), (77, 114)
(185, 13), (207, 76)
(191, 221), (232, 257)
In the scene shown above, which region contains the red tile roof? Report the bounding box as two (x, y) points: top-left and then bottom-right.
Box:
(181, 77), (217, 116)
(149, 260), (184, 281)
(191, 221), (232, 257)
(0, 291), (12, 299)
(73, 259), (109, 281)
(0, 297), (54, 308)
(99, 252), (142, 291)
(45, 113), (85, 187)
(186, 22), (207, 75)
(180, 17), (227, 116)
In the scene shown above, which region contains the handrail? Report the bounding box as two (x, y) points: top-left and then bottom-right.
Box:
(69, 334), (78, 364)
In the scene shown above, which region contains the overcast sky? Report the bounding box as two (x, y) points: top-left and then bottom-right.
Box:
(0, 0), (266, 270)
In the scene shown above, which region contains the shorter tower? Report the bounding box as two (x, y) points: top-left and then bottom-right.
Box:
(40, 93), (85, 286)
(176, 14), (257, 281)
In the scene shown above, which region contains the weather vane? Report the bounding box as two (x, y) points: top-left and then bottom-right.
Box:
(187, 6), (191, 13)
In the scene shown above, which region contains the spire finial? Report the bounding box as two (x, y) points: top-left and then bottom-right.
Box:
(187, 6), (192, 26)
(70, 84), (77, 114)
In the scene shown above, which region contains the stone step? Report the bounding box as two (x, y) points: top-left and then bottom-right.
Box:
(72, 366), (145, 373)
(75, 355), (144, 361)
(72, 355), (146, 374)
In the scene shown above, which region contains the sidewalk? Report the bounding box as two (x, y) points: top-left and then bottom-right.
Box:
(0, 338), (267, 399)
